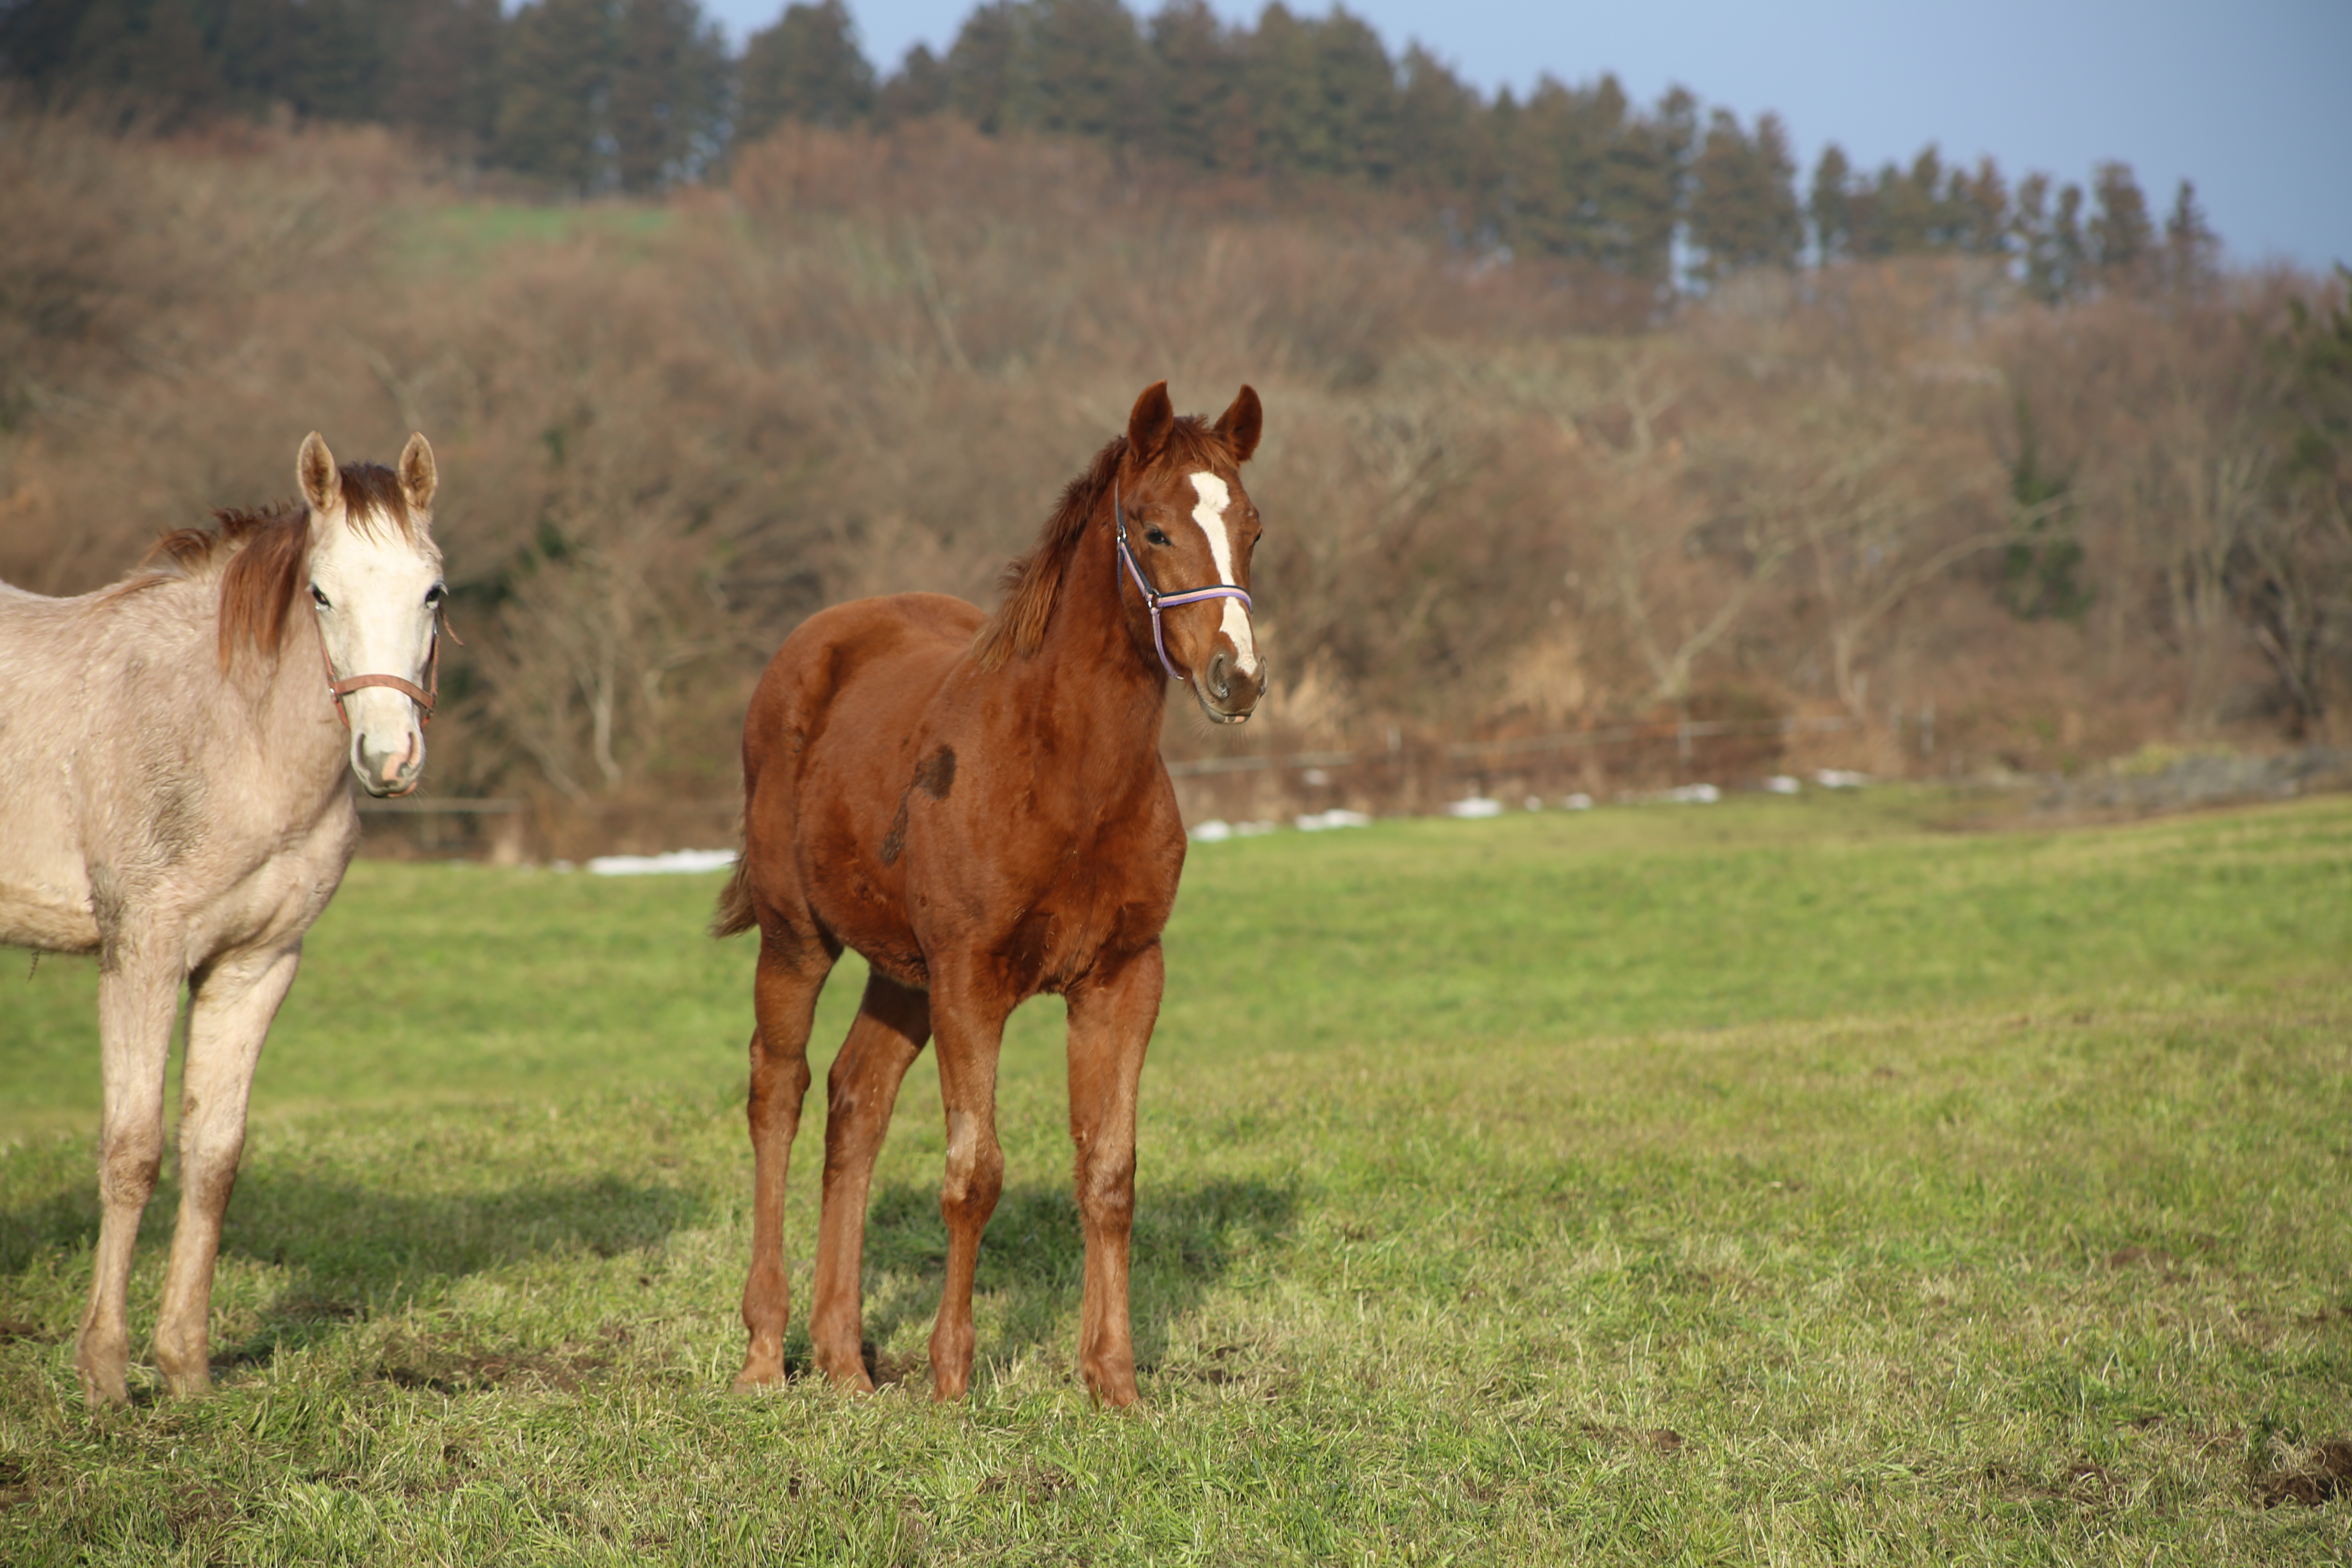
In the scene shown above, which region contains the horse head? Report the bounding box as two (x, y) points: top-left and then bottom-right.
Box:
(297, 430), (445, 797)
(1117, 381), (1265, 724)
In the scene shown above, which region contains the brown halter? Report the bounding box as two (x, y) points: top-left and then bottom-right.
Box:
(318, 615), (452, 728)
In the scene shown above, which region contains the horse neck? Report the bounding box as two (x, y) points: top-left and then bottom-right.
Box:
(198, 577), (352, 800)
(1020, 515), (1170, 765)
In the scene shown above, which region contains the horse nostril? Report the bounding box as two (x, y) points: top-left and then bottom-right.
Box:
(1207, 652), (1231, 699)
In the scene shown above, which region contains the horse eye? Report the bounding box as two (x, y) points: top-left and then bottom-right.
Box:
(310, 584), (331, 609)
(425, 584), (445, 608)
(1145, 528), (1171, 546)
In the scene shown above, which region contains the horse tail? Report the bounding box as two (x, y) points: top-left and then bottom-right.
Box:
(711, 853), (757, 940)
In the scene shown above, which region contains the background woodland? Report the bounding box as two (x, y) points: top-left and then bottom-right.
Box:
(2, 0), (2348, 849)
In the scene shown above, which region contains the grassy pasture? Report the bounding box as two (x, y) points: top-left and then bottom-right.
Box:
(2, 791), (2349, 1563)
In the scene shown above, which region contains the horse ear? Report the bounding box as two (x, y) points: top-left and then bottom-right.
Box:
(1127, 381), (1174, 467)
(297, 431), (339, 515)
(1212, 385), (1263, 464)
(399, 432), (438, 513)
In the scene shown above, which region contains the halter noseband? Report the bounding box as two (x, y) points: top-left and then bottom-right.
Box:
(1113, 477), (1253, 688)
(318, 615), (448, 728)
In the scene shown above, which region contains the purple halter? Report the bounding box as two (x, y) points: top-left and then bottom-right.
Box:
(1113, 477), (1254, 686)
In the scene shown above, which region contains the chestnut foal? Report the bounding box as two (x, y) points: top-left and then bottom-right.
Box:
(715, 382), (1265, 1406)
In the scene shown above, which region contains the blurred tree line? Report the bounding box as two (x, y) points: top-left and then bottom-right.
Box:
(1, 0), (2218, 299)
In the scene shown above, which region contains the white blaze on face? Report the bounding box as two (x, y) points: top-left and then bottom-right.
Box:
(1186, 471), (1258, 675)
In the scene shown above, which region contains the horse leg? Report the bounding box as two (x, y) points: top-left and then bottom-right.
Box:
(75, 954), (184, 1406)
(154, 945), (301, 1396)
(1063, 944), (1164, 1408)
(924, 973), (1011, 1402)
(809, 972), (930, 1390)
(734, 930), (833, 1392)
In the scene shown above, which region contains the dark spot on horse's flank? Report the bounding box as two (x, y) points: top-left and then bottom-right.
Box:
(882, 749), (955, 866)
(151, 776), (206, 864)
(88, 864), (128, 973)
(914, 746), (956, 799)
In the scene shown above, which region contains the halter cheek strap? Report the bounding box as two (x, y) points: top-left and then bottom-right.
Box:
(1113, 478), (1252, 685)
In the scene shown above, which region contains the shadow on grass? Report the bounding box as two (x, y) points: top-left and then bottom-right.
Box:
(0, 1169), (708, 1366)
(842, 1172), (1303, 1385)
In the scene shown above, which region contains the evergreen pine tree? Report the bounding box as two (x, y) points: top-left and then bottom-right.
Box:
(1392, 41), (1482, 206)
(738, 0), (875, 142)
(388, 0), (503, 154)
(1147, 0), (1247, 171)
(1945, 156), (2009, 255)
(497, 0), (611, 190)
(943, 0), (1018, 134)
(2014, 172), (2087, 303)
(1598, 83), (1692, 282)
(2088, 160), (2152, 281)
(2158, 178), (2219, 296)
(1021, 0), (1152, 146)
(57, 0), (229, 127)
(875, 42), (947, 122)
(1686, 107), (1800, 283)
(277, 0), (394, 121)
(609, 0), (726, 191)
(1809, 142), (1853, 263)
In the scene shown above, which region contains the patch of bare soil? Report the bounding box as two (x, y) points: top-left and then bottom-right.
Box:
(0, 1455), (33, 1513)
(979, 1463), (1077, 1504)
(1581, 1423), (1688, 1454)
(2256, 1441), (2352, 1509)
(2105, 1245), (2187, 1281)
(377, 1334), (610, 1395)
(0, 1318), (55, 1345)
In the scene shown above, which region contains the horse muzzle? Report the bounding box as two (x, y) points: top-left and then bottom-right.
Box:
(354, 729), (425, 797)
(1194, 650), (1264, 725)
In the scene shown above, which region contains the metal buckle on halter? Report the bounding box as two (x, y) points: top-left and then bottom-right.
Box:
(1113, 477), (1252, 686)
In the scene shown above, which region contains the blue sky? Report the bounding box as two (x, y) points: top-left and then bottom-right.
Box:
(700, 0), (2352, 272)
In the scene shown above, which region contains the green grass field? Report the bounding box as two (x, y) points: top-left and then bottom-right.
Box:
(3, 791), (2349, 1563)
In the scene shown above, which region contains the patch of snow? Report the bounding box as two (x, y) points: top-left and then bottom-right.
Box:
(1764, 775), (1802, 795)
(1814, 769), (1870, 789)
(1297, 808), (1373, 831)
(588, 848), (739, 876)
(1659, 783), (1721, 804)
(1188, 819), (1234, 842)
(1446, 796), (1504, 819)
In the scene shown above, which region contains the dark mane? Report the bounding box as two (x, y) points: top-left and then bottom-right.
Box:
(971, 416), (1236, 671)
(137, 463), (419, 670)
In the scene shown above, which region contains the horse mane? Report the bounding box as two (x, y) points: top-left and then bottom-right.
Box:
(972, 415), (1236, 671)
(136, 463), (420, 670)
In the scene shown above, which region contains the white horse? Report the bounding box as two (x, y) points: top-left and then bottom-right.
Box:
(0, 432), (447, 1405)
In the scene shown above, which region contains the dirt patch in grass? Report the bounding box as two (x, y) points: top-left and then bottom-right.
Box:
(164, 1480), (239, 1542)
(378, 1334), (610, 1395)
(1581, 1423), (1688, 1454)
(0, 1456), (33, 1514)
(0, 1318), (54, 1345)
(862, 1341), (921, 1389)
(2255, 1441), (2352, 1508)
(979, 1463), (1077, 1504)
(2104, 1245), (2185, 1278)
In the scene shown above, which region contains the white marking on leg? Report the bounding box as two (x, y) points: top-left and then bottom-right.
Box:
(1187, 472), (1257, 675)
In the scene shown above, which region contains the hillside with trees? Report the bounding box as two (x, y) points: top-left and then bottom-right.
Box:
(0, 5), (2344, 850)
(2, 0), (2221, 302)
